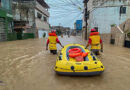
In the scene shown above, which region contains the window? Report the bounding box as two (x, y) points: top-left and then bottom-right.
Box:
(120, 6), (126, 14)
(1, 0), (11, 10)
(44, 17), (47, 22)
(37, 12), (42, 19)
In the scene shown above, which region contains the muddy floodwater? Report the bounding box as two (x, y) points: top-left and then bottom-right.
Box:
(0, 36), (130, 90)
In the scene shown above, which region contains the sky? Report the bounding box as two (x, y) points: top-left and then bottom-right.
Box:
(45, 0), (84, 29)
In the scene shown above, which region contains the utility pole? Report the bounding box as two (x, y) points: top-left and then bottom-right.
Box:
(83, 0), (89, 40)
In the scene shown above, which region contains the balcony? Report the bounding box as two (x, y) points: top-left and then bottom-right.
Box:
(36, 1), (50, 17)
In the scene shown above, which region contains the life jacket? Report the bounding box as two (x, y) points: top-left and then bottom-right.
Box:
(68, 48), (89, 62)
(48, 33), (57, 50)
(89, 32), (101, 50)
(48, 33), (58, 37)
(49, 33), (57, 36)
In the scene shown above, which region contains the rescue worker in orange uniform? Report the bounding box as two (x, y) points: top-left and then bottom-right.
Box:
(46, 30), (63, 54)
(86, 28), (103, 55)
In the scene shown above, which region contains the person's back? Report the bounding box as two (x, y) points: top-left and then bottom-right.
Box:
(89, 32), (101, 50)
(46, 30), (63, 54)
(48, 35), (57, 50)
(86, 29), (103, 55)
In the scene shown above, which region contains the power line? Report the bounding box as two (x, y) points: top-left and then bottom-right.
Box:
(63, 12), (82, 26)
(52, 12), (79, 19)
(48, 0), (83, 11)
(75, 0), (83, 6)
(47, 0), (83, 27)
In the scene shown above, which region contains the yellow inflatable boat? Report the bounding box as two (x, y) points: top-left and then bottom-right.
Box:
(54, 44), (104, 76)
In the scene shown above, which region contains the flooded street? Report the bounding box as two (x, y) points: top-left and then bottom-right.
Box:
(0, 36), (130, 90)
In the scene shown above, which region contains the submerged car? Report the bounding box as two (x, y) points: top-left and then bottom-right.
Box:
(54, 44), (104, 76)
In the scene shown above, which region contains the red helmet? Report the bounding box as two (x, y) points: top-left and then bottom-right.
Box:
(91, 28), (96, 32)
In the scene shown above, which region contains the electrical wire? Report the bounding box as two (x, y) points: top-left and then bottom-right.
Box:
(46, 0), (84, 28)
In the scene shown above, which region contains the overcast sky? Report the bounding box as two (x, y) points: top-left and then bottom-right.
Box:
(45, 0), (83, 29)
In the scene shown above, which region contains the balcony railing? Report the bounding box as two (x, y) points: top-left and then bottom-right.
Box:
(36, 1), (50, 17)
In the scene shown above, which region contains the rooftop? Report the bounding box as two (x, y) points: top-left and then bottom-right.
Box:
(13, 0), (49, 8)
(37, 0), (49, 8)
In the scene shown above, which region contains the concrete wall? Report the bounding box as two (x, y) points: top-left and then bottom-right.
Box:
(101, 33), (111, 44)
(87, 0), (94, 11)
(100, 32), (125, 47)
(83, 0), (130, 47)
(111, 27), (125, 47)
(87, 0), (130, 33)
(101, 18), (130, 47)
(38, 30), (48, 38)
(35, 17), (49, 30)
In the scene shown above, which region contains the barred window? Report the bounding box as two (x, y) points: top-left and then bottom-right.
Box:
(120, 6), (126, 14)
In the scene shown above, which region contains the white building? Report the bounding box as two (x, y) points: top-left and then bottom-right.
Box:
(83, 0), (130, 33)
(35, 0), (50, 38)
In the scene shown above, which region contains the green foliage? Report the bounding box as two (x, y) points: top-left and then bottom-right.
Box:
(111, 24), (116, 27)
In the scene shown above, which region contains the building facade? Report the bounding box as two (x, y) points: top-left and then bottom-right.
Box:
(12, 0), (50, 39)
(84, 0), (130, 33)
(12, 0), (36, 40)
(83, 0), (130, 47)
(0, 0), (14, 41)
(35, 0), (50, 38)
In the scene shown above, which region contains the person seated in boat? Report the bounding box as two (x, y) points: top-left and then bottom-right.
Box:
(46, 30), (64, 54)
(85, 28), (103, 55)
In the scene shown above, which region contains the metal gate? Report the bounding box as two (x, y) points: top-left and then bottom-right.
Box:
(0, 18), (6, 41)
